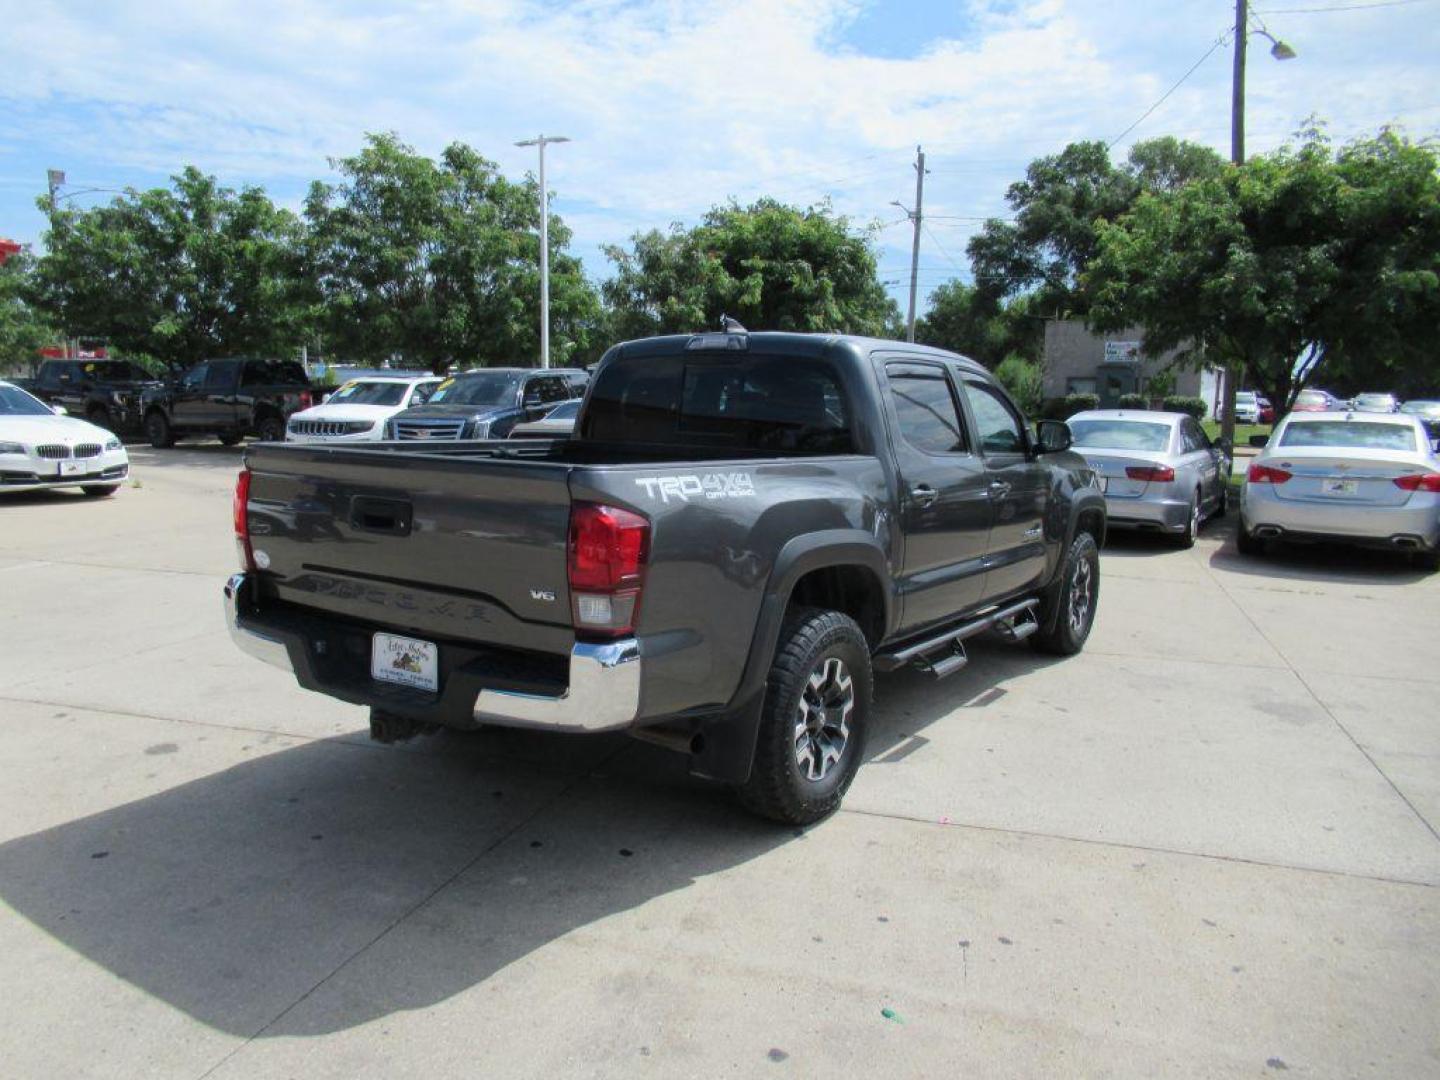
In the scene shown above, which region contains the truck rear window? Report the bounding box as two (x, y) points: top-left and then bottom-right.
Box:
(582, 354), (852, 452)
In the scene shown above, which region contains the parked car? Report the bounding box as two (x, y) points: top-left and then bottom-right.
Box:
(1351, 392), (1400, 414)
(385, 367), (585, 440)
(1239, 411), (1440, 570)
(0, 381), (129, 496)
(1291, 389), (1338, 412)
(286, 375), (441, 443)
(1399, 400), (1440, 446)
(30, 358), (161, 434)
(509, 399), (582, 438)
(1067, 409), (1230, 547)
(142, 357), (313, 447)
(1229, 391), (1261, 424)
(224, 329), (1107, 824)
(1257, 396), (1275, 424)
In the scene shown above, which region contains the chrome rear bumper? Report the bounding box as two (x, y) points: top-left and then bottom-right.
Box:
(223, 572), (642, 732)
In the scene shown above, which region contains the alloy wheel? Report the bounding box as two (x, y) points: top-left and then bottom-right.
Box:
(792, 656), (854, 782)
(1068, 558), (1094, 637)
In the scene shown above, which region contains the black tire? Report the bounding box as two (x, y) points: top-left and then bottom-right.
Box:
(254, 414), (284, 443)
(86, 406), (112, 431)
(1411, 548), (1440, 573)
(144, 411), (175, 448)
(81, 484), (120, 497)
(1213, 481), (1228, 519)
(218, 432), (243, 446)
(1031, 531), (1100, 656)
(1175, 490), (1200, 549)
(736, 607), (872, 826)
(1236, 524), (1265, 556)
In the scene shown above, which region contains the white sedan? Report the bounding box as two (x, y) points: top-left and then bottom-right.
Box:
(286, 375), (442, 443)
(0, 381), (129, 496)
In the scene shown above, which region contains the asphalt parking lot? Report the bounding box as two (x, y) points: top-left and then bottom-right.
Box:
(2, 445), (1438, 1079)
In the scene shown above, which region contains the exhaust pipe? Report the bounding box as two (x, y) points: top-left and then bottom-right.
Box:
(1391, 536), (1422, 550)
(1254, 526), (1282, 539)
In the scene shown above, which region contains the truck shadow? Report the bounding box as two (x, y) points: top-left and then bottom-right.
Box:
(0, 640), (1040, 1039)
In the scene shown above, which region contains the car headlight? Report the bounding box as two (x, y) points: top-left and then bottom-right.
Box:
(104, 437), (122, 451)
(0, 441), (26, 455)
(468, 419), (492, 439)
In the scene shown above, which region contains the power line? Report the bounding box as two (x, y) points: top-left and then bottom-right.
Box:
(921, 222), (966, 275)
(1256, 0), (1431, 12)
(1108, 32), (1230, 149)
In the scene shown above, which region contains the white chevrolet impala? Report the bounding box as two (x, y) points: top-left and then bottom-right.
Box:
(0, 380), (129, 496)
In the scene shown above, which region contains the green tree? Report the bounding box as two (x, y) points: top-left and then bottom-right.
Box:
(993, 353), (1044, 415)
(967, 137), (1225, 316)
(304, 133), (602, 371)
(32, 169), (307, 370)
(1086, 129), (1440, 412)
(0, 252), (57, 373)
(602, 198), (898, 340)
(915, 281), (1044, 366)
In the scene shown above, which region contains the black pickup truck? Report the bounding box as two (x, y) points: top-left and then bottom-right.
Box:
(225, 330), (1106, 823)
(31, 358), (161, 433)
(142, 357), (313, 447)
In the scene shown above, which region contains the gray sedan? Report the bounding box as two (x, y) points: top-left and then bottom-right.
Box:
(1239, 410), (1440, 570)
(1067, 409), (1231, 548)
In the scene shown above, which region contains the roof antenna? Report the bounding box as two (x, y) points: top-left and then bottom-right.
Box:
(720, 314), (747, 334)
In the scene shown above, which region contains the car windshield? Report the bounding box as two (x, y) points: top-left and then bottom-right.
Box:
(427, 372), (522, 406)
(1295, 391), (1329, 405)
(1279, 420), (1417, 452)
(545, 400), (581, 420)
(0, 385), (55, 417)
(326, 381), (408, 407)
(1068, 419), (1172, 451)
(1235, 392), (1256, 403)
(1400, 401), (1440, 417)
(81, 361), (151, 381)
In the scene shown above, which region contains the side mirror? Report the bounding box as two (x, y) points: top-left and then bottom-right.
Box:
(1248, 434), (1269, 449)
(1035, 419), (1072, 454)
(52, 405), (68, 416)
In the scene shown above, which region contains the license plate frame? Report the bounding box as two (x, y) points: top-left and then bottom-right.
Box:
(371, 633), (439, 692)
(1321, 478), (1358, 496)
(57, 459), (88, 477)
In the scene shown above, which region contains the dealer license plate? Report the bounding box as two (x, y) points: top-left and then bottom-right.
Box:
(1099, 476), (1109, 493)
(371, 633), (439, 692)
(1322, 478), (1358, 496)
(57, 459), (88, 477)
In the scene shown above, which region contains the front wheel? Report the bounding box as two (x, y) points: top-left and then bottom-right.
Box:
(254, 415), (284, 443)
(144, 411), (175, 448)
(218, 432), (243, 446)
(1031, 531), (1100, 656)
(736, 607), (872, 825)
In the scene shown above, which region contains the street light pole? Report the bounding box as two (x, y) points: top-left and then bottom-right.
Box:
(1220, 0), (1294, 450)
(515, 135), (571, 369)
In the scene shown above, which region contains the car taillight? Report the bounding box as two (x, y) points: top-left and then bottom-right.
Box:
(568, 502), (649, 639)
(233, 468), (255, 571)
(1394, 473), (1440, 492)
(1247, 463), (1292, 484)
(1125, 465), (1175, 482)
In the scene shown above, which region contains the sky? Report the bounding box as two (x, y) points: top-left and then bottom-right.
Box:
(2, 0), (1438, 316)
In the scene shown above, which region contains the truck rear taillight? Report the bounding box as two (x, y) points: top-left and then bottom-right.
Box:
(1394, 473), (1440, 492)
(568, 502), (649, 639)
(1125, 465), (1175, 482)
(233, 468), (255, 572)
(1247, 463), (1292, 484)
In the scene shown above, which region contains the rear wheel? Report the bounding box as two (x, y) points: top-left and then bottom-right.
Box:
(86, 405), (112, 430)
(254, 414), (284, 443)
(218, 432), (243, 446)
(1175, 490), (1200, 548)
(1411, 548), (1440, 573)
(1031, 531), (1100, 656)
(1236, 524), (1265, 556)
(144, 411), (175, 448)
(736, 607), (871, 825)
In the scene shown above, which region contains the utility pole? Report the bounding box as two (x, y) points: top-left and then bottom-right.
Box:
(891, 146), (927, 342)
(514, 135), (571, 369)
(1220, 0), (1248, 452)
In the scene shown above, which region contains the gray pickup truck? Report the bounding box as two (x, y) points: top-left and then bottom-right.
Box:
(225, 329), (1106, 823)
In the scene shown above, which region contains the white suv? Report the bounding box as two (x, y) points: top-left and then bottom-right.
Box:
(286, 375), (442, 443)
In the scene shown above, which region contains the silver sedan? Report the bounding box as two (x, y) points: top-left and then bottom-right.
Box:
(1239, 410), (1440, 570)
(1067, 409), (1231, 548)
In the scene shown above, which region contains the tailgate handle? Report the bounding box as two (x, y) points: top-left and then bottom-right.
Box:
(350, 496), (413, 536)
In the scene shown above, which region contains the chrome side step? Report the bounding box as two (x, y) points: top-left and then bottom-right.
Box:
(874, 597), (1041, 678)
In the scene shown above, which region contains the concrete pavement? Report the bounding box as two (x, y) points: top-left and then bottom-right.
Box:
(1, 444), (1437, 1078)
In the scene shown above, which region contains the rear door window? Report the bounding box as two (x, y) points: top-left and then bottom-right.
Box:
(885, 363), (968, 455)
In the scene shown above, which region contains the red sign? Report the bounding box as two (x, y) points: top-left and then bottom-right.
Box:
(0, 237), (22, 265)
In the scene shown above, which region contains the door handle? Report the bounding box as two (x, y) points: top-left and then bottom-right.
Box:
(988, 480), (1011, 497)
(910, 484), (939, 507)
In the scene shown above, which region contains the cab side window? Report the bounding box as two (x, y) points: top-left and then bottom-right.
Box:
(180, 364), (209, 391)
(207, 363), (236, 389)
(962, 380), (1026, 455)
(886, 363), (969, 455)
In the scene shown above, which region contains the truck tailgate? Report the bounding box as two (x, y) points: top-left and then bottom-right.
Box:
(244, 444), (575, 654)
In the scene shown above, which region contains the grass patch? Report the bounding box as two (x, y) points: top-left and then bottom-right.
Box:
(1203, 420), (1271, 447)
